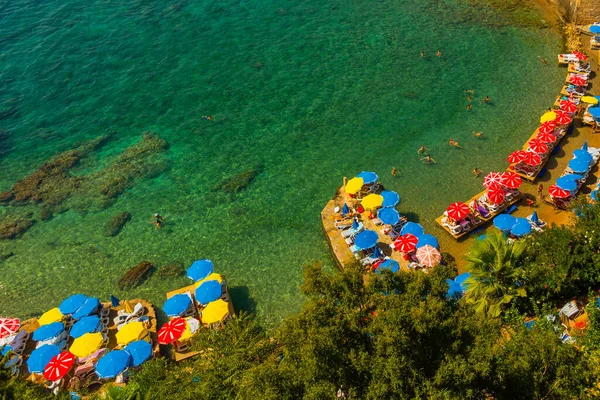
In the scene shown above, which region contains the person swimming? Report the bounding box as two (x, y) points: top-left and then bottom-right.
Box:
(483, 96), (490, 103)
(201, 115), (214, 121)
(436, 50), (441, 57)
(467, 104), (472, 111)
(421, 51), (425, 57)
(391, 167), (397, 176)
(421, 155), (436, 164)
(473, 131), (483, 138)
(149, 213), (166, 230)
(449, 139), (462, 148)
(418, 145), (429, 154)
(472, 167), (481, 177)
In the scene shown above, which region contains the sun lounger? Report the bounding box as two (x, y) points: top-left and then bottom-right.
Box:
(68, 363), (102, 391)
(341, 223), (363, 239)
(558, 54), (580, 64)
(113, 303), (145, 326)
(360, 255), (380, 266)
(4, 354), (22, 377)
(335, 220), (352, 230)
(6, 331), (29, 355)
(371, 217), (383, 226)
(36, 330), (68, 349)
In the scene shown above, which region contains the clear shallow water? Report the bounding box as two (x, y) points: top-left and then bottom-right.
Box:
(0, 0), (562, 326)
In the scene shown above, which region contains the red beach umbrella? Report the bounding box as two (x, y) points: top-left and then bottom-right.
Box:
(483, 172), (503, 188)
(522, 151), (541, 166)
(0, 318), (20, 339)
(535, 132), (557, 143)
(507, 150), (526, 164)
(487, 184), (505, 205)
(158, 318), (186, 344)
(446, 202), (470, 221)
(559, 100), (577, 113)
(416, 245), (441, 267)
(569, 75), (587, 86)
(548, 185), (571, 199)
(43, 351), (75, 381)
(554, 110), (572, 125)
(500, 171), (522, 189)
(573, 51), (588, 61)
(393, 234), (418, 253)
(528, 139), (548, 154)
(539, 121), (557, 134)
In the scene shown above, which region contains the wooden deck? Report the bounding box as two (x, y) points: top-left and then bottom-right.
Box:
(435, 190), (523, 240)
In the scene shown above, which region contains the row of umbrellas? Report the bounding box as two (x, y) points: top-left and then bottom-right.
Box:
(548, 142), (595, 199)
(345, 171), (380, 195)
(390, 221), (441, 267)
(493, 213), (535, 237)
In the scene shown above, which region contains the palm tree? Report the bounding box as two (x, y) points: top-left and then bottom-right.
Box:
(464, 233), (527, 317)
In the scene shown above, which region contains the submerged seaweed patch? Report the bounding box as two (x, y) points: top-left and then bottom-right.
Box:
(118, 261), (153, 290)
(212, 164), (264, 194)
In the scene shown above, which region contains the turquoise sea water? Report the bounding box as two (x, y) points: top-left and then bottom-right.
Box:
(0, 0), (563, 326)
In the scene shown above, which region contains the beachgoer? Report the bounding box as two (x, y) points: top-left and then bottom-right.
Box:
(473, 131), (483, 138)
(467, 104), (472, 111)
(201, 115), (214, 121)
(421, 155), (435, 164)
(418, 145), (429, 154)
(538, 56), (548, 64)
(525, 197), (535, 207)
(467, 95), (472, 101)
(464, 89), (475, 94)
(421, 51), (425, 57)
(472, 167), (481, 177)
(483, 96), (490, 103)
(537, 184), (544, 200)
(391, 167), (397, 176)
(449, 139), (462, 148)
(149, 213), (166, 230)
(436, 50), (441, 57)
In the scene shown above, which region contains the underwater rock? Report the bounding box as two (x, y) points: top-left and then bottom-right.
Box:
(213, 164), (264, 194)
(0, 218), (34, 240)
(104, 212), (132, 237)
(0, 251), (14, 261)
(118, 261), (153, 290)
(0, 191), (14, 204)
(39, 207), (53, 221)
(156, 262), (185, 278)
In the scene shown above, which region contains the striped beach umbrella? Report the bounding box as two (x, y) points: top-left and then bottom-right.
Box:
(500, 171), (522, 189)
(554, 110), (573, 125)
(522, 151), (541, 166)
(528, 139), (548, 154)
(157, 318), (186, 345)
(43, 351), (75, 381)
(393, 234), (418, 253)
(487, 184), (505, 205)
(446, 202), (470, 220)
(416, 245), (441, 268)
(0, 318), (20, 339)
(569, 75), (587, 86)
(535, 132), (557, 143)
(549, 185), (571, 199)
(507, 150), (526, 164)
(573, 51), (588, 60)
(538, 121), (557, 134)
(483, 172), (503, 188)
(559, 100), (578, 113)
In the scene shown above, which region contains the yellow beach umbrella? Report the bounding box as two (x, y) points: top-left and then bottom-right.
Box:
(201, 299), (229, 325)
(195, 273), (224, 287)
(344, 177), (364, 195)
(582, 96), (599, 105)
(540, 111), (556, 123)
(70, 332), (103, 358)
(115, 321), (147, 346)
(38, 308), (64, 326)
(361, 194), (384, 210)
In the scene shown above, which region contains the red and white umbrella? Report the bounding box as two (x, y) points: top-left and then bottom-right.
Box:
(535, 132), (557, 143)
(573, 51), (588, 61)
(158, 318), (186, 344)
(554, 110), (572, 125)
(487, 184), (505, 205)
(507, 150), (526, 164)
(393, 234), (418, 253)
(43, 351), (75, 381)
(446, 202), (470, 221)
(539, 121), (557, 134)
(0, 318), (20, 339)
(522, 151), (541, 166)
(559, 100), (577, 113)
(548, 185), (571, 199)
(569, 75), (587, 87)
(500, 171), (522, 189)
(528, 139), (548, 154)
(416, 245), (441, 268)
(483, 172), (503, 188)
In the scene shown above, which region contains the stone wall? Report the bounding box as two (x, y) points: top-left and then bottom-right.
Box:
(550, 0), (600, 24)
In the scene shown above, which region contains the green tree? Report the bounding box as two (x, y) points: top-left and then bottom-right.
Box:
(464, 233), (526, 317)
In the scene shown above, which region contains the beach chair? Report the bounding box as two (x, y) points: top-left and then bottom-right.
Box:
(113, 303), (145, 326)
(335, 219), (352, 230)
(341, 223), (363, 239)
(371, 217), (383, 226)
(360, 254), (381, 266)
(68, 363), (102, 391)
(4, 354), (22, 377)
(7, 330), (29, 355)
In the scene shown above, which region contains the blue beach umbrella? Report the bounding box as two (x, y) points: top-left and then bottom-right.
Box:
(400, 222), (424, 237)
(556, 176), (578, 192)
(187, 259), (213, 282)
(27, 345), (61, 373)
(590, 25), (600, 34)
(195, 280), (223, 306)
(59, 294), (87, 315)
(124, 340), (152, 367)
(33, 322), (64, 342)
(376, 259), (399, 273)
(95, 350), (131, 379)
(378, 208), (400, 226)
(341, 203), (350, 216)
(163, 294), (192, 317)
(110, 295), (120, 308)
(493, 214), (516, 232)
(562, 173), (585, 181)
(589, 107), (600, 119)
(70, 315), (101, 339)
(354, 229), (378, 250)
(72, 297), (101, 320)
(511, 218), (532, 237)
(416, 234), (438, 249)
(568, 157), (589, 174)
(351, 217), (359, 230)
(530, 211), (539, 224)
(455, 272), (471, 291)
(380, 190), (400, 208)
(573, 149), (593, 164)
(356, 171), (378, 185)
(592, 189), (599, 202)
(372, 246), (383, 259)
(446, 281), (463, 299)
(582, 141), (589, 151)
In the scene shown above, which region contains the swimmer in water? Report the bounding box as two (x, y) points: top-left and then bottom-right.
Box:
(149, 213), (166, 230)
(436, 50), (441, 57)
(418, 145), (429, 154)
(421, 51), (425, 57)
(201, 115), (214, 121)
(472, 167), (482, 177)
(391, 167), (397, 176)
(421, 155), (436, 164)
(449, 139), (462, 148)
(467, 104), (472, 111)
(473, 131), (483, 138)
(483, 96), (490, 103)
